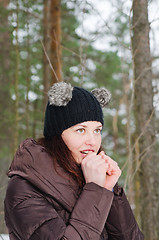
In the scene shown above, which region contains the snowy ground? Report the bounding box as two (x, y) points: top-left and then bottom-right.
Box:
(0, 235), (9, 240)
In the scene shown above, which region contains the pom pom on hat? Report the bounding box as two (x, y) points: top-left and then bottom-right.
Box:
(48, 82), (73, 106)
(91, 88), (111, 107)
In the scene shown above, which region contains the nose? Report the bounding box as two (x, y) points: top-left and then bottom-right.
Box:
(85, 132), (96, 146)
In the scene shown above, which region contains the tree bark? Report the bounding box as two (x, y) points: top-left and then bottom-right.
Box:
(0, 0), (12, 143)
(43, 0), (62, 111)
(0, 0), (13, 137)
(25, 2), (31, 137)
(0, 0), (12, 233)
(50, 0), (62, 83)
(132, 0), (159, 239)
(13, 0), (20, 154)
(43, 0), (51, 108)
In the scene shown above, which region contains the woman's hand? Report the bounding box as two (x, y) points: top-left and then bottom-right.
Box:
(81, 152), (108, 188)
(81, 151), (121, 191)
(99, 151), (121, 191)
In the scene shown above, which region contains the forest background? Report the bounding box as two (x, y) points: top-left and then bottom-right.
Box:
(0, 0), (159, 239)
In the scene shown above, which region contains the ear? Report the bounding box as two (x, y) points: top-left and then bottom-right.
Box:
(48, 82), (73, 106)
(91, 88), (111, 107)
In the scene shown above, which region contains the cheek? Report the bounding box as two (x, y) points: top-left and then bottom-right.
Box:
(64, 138), (82, 163)
(66, 140), (77, 151)
(69, 140), (82, 153)
(62, 135), (80, 152)
(96, 136), (102, 150)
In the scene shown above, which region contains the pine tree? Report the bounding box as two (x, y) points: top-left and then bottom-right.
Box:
(132, 0), (159, 238)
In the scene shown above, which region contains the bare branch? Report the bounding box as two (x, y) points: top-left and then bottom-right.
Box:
(41, 40), (59, 82)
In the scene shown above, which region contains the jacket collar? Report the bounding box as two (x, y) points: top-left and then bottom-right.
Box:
(8, 138), (80, 212)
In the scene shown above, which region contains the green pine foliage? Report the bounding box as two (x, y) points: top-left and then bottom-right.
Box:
(1, 0), (129, 184)
(3, 0), (158, 232)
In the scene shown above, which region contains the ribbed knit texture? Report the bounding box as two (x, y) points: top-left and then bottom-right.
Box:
(44, 87), (104, 137)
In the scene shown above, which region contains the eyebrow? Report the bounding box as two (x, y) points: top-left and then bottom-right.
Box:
(73, 124), (102, 128)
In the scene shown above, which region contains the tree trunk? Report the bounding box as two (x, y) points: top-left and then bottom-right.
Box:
(132, 0), (159, 239)
(25, 3), (31, 137)
(0, 0), (12, 144)
(13, 0), (20, 154)
(50, 0), (62, 83)
(0, 0), (12, 233)
(43, 0), (62, 111)
(32, 99), (38, 139)
(43, 0), (51, 108)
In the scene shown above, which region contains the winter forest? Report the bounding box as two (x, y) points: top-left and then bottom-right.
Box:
(0, 0), (159, 239)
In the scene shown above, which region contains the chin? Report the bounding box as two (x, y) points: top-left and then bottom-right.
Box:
(76, 159), (82, 164)
(72, 155), (81, 164)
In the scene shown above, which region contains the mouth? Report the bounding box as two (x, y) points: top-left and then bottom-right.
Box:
(80, 150), (94, 156)
(81, 151), (89, 155)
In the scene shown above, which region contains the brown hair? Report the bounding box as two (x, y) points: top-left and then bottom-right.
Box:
(37, 136), (85, 188)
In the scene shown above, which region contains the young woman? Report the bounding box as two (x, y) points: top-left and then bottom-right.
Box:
(4, 82), (144, 239)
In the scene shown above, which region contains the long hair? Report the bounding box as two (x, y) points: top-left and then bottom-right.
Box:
(37, 136), (85, 188)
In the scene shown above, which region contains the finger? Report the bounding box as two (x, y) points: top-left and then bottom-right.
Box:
(82, 151), (96, 164)
(81, 154), (102, 169)
(95, 159), (109, 171)
(107, 163), (121, 176)
(98, 151), (105, 157)
(101, 153), (118, 166)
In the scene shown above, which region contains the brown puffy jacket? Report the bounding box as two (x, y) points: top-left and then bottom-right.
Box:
(4, 138), (144, 240)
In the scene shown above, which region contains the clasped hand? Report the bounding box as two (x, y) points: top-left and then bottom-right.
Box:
(81, 151), (121, 191)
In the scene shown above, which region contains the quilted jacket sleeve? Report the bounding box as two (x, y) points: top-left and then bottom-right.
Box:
(105, 186), (144, 240)
(4, 176), (114, 240)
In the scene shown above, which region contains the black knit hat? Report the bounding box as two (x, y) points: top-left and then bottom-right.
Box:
(44, 82), (111, 137)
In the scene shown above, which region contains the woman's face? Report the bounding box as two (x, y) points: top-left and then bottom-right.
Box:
(61, 121), (102, 164)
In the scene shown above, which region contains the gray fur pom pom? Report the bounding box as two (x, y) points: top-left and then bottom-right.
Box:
(91, 88), (111, 107)
(48, 82), (73, 106)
